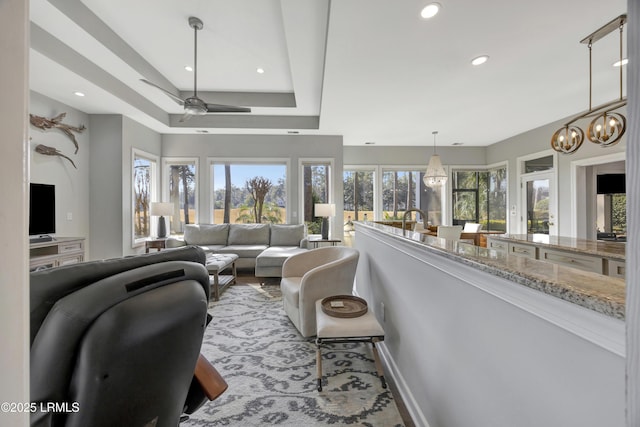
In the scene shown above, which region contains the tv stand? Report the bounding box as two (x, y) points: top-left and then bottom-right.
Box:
(29, 237), (85, 272)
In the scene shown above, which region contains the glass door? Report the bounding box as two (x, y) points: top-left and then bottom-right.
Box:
(521, 172), (556, 235)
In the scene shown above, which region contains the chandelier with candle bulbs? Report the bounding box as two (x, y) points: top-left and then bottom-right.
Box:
(551, 14), (627, 154)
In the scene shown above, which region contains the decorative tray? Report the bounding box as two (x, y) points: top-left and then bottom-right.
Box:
(321, 295), (368, 318)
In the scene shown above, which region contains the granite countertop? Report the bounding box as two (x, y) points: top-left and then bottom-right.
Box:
(488, 234), (625, 261)
(359, 222), (626, 320)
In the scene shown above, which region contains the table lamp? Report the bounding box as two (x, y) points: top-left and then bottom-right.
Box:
(149, 202), (173, 238)
(315, 203), (335, 240)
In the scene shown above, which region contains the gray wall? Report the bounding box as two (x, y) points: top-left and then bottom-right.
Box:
(486, 112), (626, 235)
(344, 145), (487, 166)
(89, 114), (161, 259)
(162, 134), (344, 238)
(30, 92), (91, 257)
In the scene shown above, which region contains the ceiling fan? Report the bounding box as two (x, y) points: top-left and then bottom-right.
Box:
(141, 16), (251, 121)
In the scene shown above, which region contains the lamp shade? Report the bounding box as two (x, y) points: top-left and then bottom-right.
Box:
(314, 203), (335, 217)
(149, 202), (173, 217)
(423, 154), (448, 186)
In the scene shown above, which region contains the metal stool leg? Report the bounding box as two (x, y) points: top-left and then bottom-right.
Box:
(316, 338), (323, 391)
(371, 338), (387, 389)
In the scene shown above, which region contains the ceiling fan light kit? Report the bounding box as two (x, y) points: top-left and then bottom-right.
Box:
(551, 14), (627, 154)
(140, 16), (251, 121)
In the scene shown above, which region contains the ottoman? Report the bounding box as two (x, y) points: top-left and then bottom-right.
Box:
(205, 253), (238, 301)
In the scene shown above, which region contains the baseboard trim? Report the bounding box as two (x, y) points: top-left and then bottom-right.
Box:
(377, 341), (430, 427)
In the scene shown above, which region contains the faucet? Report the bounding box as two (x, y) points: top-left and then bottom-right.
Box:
(402, 208), (428, 236)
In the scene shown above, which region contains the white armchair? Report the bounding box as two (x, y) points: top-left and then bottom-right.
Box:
(280, 246), (359, 337)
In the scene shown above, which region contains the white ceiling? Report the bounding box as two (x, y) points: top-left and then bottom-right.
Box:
(29, 0), (628, 146)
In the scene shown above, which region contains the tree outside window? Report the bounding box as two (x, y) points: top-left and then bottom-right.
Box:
(212, 163), (286, 224)
(381, 169), (421, 220)
(343, 170), (374, 222)
(452, 167), (507, 231)
(167, 161), (196, 234)
(302, 163), (330, 234)
(133, 153), (156, 241)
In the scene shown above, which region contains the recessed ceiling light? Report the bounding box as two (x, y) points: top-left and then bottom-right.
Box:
(471, 55), (489, 66)
(613, 58), (628, 67)
(185, 65), (193, 72)
(365, 141), (375, 145)
(420, 3), (441, 19)
(256, 68), (265, 74)
(73, 91), (85, 97)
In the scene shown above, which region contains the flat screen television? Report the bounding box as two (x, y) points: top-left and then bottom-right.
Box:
(29, 183), (56, 237)
(597, 174), (626, 194)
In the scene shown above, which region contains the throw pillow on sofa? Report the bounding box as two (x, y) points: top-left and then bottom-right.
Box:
(270, 224), (305, 247)
(184, 224), (229, 246)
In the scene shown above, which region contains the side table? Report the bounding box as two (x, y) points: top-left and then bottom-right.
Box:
(309, 239), (342, 248)
(145, 237), (167, 253)
(314, 299), (386, 392)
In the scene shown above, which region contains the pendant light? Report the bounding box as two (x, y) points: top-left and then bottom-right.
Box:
(551, 14), (627, 154)
(423, 131), (447, 186)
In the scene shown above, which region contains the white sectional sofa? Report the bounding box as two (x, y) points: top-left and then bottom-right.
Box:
(166, 223), (309, 280)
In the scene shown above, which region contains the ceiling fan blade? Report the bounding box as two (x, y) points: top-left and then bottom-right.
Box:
(205, 103), (252, 113)
(140, 79), (185, 106)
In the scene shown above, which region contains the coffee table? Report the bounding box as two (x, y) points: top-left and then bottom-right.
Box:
(205, 253), (238, 301)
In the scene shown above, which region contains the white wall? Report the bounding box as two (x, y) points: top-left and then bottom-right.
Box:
(162, 134), (344, 238)
(0, 0), (29, 425)
(29, 92), (91, 257)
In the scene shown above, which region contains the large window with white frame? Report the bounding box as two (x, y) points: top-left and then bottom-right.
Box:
(301, 161), (332, 235)
(132, 149), (158, 243)
(451, 166), (507, 231)
(343, 168), (375, 222)
(380, 168), (442, 224)
(164, 158), (197, 234)
(211, 161), (287, 224)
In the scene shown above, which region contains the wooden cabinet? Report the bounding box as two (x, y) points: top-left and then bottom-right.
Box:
(29, 237), (85, 272)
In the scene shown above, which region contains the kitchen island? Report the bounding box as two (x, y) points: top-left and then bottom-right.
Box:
(354, 221), (624, 427)
(486, 233), (625, 278)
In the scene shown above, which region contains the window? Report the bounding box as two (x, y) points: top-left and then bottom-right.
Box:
(524, 155), (553, 173)
(382, 169), (419, 219)
(165, 159), (197, 234)
(211, 162), (287, 224)
(133, 150), (157, 242)
(302, 162), (331, 234)
(343, 169), (374, 222)
(451, 167), (507, 231)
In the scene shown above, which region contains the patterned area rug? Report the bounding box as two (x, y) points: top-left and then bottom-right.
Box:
(184, 283), (405, 426)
